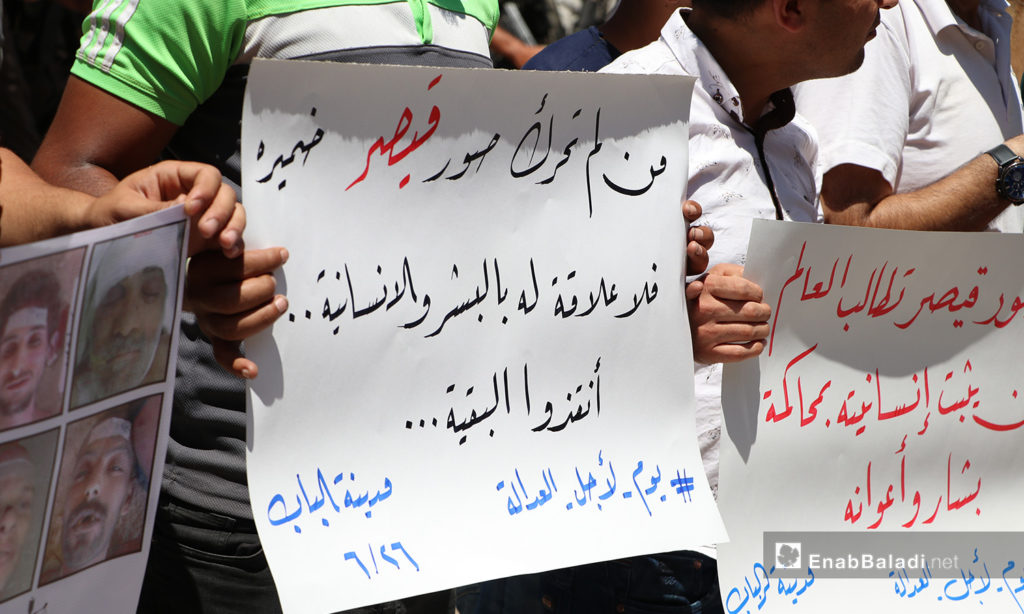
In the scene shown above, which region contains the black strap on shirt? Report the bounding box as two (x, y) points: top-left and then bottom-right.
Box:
(747, 88), (797, 221)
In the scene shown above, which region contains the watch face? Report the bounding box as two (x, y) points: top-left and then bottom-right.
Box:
(1002, 164), (1024, 202)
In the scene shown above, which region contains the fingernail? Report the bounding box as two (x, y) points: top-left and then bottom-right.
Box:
(222, 229), (240, 247)
(279, 248), (290, 263)
(241, 368), (253, 379)
(692, 228), (703, 241)
(275, 296), (289, 313)
(684, 203), (697, 217)
(200, 218), (219, 237)
(695, 245), (704, 256)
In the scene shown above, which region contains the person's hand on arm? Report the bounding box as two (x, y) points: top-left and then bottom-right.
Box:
(689, 263), (770, 364)
(1, 150), (243, 254)
(820, 135), (1024, 231)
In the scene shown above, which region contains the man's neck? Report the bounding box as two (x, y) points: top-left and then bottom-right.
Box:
(947, 0), (983, 30)
(685, 10), (786, 122)
(600, 0), (679, 55)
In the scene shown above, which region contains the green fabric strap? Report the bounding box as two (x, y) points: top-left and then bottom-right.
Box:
(245, 0), (498, 35)
(408, 0), (432, 43)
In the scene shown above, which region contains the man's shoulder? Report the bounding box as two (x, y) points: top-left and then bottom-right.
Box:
(599, 39), (682, 76)
(71, 0), (249, 125)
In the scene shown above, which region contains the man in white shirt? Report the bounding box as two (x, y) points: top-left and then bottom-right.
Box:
(797, 0), (1024, 232)
(591, 3), (1024, 613)
(603, 1), (832, 505)
(606, 0), (1024, 542)
(469, 1), (897, 612)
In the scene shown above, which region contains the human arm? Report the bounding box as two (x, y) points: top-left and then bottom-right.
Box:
(689, 263), (770, 364)
(37, 83), (291, 376)
(31, 76), (180, 195)
(32, 5), (279, 376)
(0, 147), (92, 244)
(1, 150), (241, 254)
(490, 26), (545, 68)
(820, 135), (1024, 231)
(33, 0), (246, 190)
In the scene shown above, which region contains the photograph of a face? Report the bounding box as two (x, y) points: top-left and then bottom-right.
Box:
(39, 395), (162, 585)
(70, 224), (183, 408)
(0, 429), (59, 603)
(0, 249), (85, 432)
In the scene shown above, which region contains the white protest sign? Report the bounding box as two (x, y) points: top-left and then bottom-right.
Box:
(241, 60), (724, 613)
(0, 207), (186, 614)
(718, 219), (1024, 612)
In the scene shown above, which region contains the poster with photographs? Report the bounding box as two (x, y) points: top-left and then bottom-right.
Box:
(0, 207), (187, 614)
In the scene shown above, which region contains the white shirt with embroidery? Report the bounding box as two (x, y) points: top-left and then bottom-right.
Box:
(601, 9), (823, 511)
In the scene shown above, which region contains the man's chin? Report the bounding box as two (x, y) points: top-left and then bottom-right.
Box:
(63, 542), (107, 573)
(836, 50), (867, 79)
(95, 349), (155, 393)
(107, 350), (144, 377)
(0, 395), (32, 418)
(97, 373), (146, 397)
(0, 552), (17, 588)
(63, 507), (111, 572)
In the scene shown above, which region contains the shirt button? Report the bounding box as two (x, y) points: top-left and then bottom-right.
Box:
(976, 41), (985, 51)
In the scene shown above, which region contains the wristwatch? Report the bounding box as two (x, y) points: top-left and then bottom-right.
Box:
(986, 144), (1024, 205)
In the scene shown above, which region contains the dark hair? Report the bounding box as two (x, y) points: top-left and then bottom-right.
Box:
(0, 270), (64, 336)
(691, 0), (764, 18)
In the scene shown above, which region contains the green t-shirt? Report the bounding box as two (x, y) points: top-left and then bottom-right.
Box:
(72, 0), (497, 125)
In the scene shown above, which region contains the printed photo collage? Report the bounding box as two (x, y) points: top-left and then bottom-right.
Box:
(0, 216), (186, 605)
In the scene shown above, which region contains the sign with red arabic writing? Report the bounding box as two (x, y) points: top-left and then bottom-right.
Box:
(718, 219), (1024, 613)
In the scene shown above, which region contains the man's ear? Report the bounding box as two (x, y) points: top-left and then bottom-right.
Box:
(48, 304), (69, 366)
(120, 480), (137, 518)
(46, 329), (61, 366)
(772, 0), (809, 32)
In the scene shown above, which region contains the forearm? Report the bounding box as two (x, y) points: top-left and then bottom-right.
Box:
(869, 156), (1002, 231)
(489, 26), (543, 68)
(30, 142), (122, 198)
(823, 149), (1011, 232)
(0, 149), (93, 246)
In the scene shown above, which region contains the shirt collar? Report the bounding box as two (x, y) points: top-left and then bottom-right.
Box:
(660, 8), (796, 130)
(916, 0), (1009, 36)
